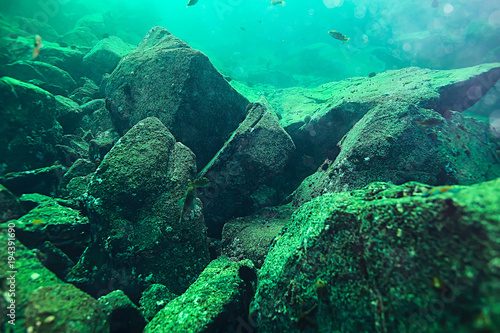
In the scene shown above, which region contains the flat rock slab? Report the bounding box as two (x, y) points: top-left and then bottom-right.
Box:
(256, 179), (500, 332)
(105, 26), (249, 168)
(241, 64), (500, 184)
(0, 60), (77, 96)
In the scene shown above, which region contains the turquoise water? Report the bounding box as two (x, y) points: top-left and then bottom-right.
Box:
(3, 0), (500, 86)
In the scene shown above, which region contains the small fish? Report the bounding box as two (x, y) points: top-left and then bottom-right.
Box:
(187, 0), (198, 7)
(431, 0), (439, 8)
(240, 26), (246, 31)
(271, 0), (285, 5)
(328, 30), (350, 43)
(189, 177), (210, 188)
(31, 219), (45, 225)
(33, 35), (43, 59)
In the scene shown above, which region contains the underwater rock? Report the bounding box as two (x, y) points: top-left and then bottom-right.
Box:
(294, 104), (500, 206)
(83, 36), (133, 84)
(58, 158), (96, 199)
(74, 117), (209, 299)
(198, 101), (295, 236)
(263, 63), (500, 195)
(4, 195), (90, 261)
(80, 99), (117, 137)
(255, 180), (500, 332)
(36, 43), (86, 81)
(139, 284), (177, 321)
(105, 26), (249, 168)
(0, 60), (77, 96)
(98, 290), (147, 333)
(88, 130), (119, 163)
(144, 257), (257, 333)
(0, 230), (69, 332)
(286, 64), (500, 205)
(0, 77), (65, 173)
(221, 205), (293, 268)
(15, 16), (59, 42)
(0, 165), (65, 197)
(55, 26), (99, 50)
(69, 77), (100, 104)
(25, 284), (108, 333)
(54, 95), (84, 133)
(0, 184), (25, 222)
(76, 14), (108, 40)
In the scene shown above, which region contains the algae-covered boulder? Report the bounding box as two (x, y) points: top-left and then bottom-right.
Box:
(139, 284), (177, 321)
(0, 77), (65, 173)
(98, 290), (146, 332)
(36, 43), (85, 81)
(83, 36), (133, 84)
(105, 26), (249, 167)
(73, 117), (209, 298)
(198, 102), (295, 236)
(255, 180), (500, 332)
(144, 257), (257, 333)
(0, 60), (77, 96)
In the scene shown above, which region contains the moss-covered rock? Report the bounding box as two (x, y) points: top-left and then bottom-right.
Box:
(221, 205), (292, 268)
(255, 180), (500, 332)
(139, 284), (177, 321)
(71, 117), (209, 299)
(24, 284), (108, 333)
(144, 257), (257, 333)
(98, 290), (146, 333)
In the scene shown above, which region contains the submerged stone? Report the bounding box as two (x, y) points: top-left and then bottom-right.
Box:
(256, 179), (500, 332)
(105, 26), (249, 168)
(144, 257), (257, 333)
(72, 117), (209, 298)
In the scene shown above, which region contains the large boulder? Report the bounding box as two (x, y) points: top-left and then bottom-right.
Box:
(83, 36), (133, 84)
(0, 77), (65, 173)
(198, 102), (295, 236)
(105, 26), (249, 168)
(256, 63), (500, 196)
(71, 117), (210, 298)
(255, 180), (500, 332)
(0, 61), (77, 96)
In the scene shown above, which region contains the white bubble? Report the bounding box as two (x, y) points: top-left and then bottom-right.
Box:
(354, 5), (367, 19)
(403, 43), (412, 52)
(489, 110), (500, 138)
(467, 86), (483, 100)
(323, 0), (337, 8)
(308, 9), (315, 15)
(488, 10), (500, 29)
(443, 3), (454, 15)
(334, 0), (344, 6)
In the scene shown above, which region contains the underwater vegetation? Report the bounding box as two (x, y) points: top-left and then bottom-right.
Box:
(0, 1), (500, 333)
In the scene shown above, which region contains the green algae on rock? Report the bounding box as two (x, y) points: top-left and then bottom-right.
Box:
(255, 180), (500, 332)
(144, 257), (257, 333)
(72, 117), (209, 298)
